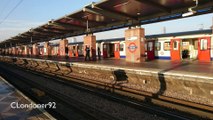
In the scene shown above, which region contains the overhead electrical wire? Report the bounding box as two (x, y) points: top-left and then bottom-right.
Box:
(0, 0), (12, 19)
(0, 0), (24, 25)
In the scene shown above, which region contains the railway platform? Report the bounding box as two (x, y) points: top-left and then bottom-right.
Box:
(0, 75), (55, 120)
(0, 55), (213, 118)
(18, 55), (213, 77)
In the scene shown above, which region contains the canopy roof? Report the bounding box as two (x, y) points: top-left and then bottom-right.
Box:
(1, 0), (213, 47)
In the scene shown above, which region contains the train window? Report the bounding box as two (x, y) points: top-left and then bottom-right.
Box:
(148, 42), (153, 51)
(120, 44), (124, 51)
(173, 41), (178, 50)
(194, 40), (198, 50)
(182, 41), (189, 50)
(200, 39), (208, 50)
(145, 43), (147, 51)
(155, 42), (161, 51)
(79, 46), (83, 54)
(44, 48), (47, 53)
(164, 42), (170, 51)
(115, 44), (119, 51)
(104, 44), (107, 49)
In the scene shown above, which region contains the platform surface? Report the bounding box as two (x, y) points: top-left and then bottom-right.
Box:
(28, 56), (213, 78)
(0, 76), (55, 120)
(4, 55), (213, 80)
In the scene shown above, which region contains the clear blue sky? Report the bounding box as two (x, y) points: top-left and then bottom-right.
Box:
(0, 0), (212, 41)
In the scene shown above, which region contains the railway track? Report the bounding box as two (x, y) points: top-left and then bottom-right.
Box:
(22, 61), (212, 119)
(67, 74), (213, 119)
(0, 63), (120, 120)
(0, 61), (210, 120)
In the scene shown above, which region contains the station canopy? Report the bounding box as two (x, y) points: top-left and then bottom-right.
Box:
(0, 0), (213, 47)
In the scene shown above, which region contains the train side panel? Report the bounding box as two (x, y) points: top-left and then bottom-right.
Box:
(154, 39), (171, 60)
(119, 41), (126, 58)
(211, 36), (213, 61)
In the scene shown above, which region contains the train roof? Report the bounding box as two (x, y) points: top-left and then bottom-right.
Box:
(96, 29), (212, 42)
(146, 29), (212, 39)
(66, 29), (213, 45)
(69, 37), (124, 45)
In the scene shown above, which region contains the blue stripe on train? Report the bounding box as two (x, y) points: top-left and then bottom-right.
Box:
(155, 56), (171, 60)
(118, 56), (170, 60)
(120, 56), (126, 58)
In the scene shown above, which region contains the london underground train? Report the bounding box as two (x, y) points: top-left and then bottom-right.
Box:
(40, 29), (212, 62)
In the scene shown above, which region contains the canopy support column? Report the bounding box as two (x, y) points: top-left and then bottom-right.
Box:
(59, 39), (68, 57)
(23, 45), (29, 56)
(125, 27), (145, 63)
(84, 34), (96, 61)
(32, 43), (38, 56)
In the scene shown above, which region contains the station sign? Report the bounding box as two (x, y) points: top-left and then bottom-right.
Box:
(128, 42), (137, 53)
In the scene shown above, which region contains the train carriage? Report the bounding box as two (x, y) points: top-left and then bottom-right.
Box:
(33, 29), (212, 62)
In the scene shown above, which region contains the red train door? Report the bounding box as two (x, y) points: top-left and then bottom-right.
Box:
(170, 39), (181, 61)
(114, 43), (120, 59)
(58, 47), (60, 56)
(42, 48), (44, 55)
(103, 44), (108, 58)
(147, 41), (155, 60)
(69, 46), (72, 57)
(52, 48), (54, 55)
(198, 37), (211, 62)
(76, 46), (79, 57)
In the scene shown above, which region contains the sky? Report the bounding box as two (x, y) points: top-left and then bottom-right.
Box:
(0, 0), (212, 42)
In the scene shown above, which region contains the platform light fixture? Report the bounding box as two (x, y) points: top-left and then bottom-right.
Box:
(137, 12), (141, 16)
(29, 28), (33, 32)
(182, 0), (198, 17)
(91, 2), (96, 8)
(182, 10), (196, 17)
(48, 19), (54, 25)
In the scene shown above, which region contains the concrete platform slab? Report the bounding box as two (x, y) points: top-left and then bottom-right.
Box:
(0, 76), (55, 120)
(26, 56), (213, 75)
